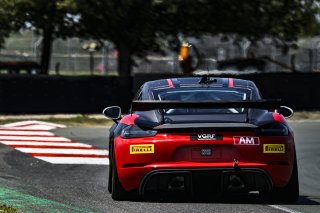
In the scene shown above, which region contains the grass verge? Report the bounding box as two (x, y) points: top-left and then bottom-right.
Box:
(289, 111), (320, 120)
(0, 204), (20, 213)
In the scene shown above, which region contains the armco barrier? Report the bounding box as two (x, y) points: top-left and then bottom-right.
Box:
(0, 75), (132, 114)
(133, 73), (320, 110)
(0, 73), (319, 114)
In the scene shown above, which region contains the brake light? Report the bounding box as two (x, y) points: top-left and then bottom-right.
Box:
(121, 125), (157, 138)
(255, 123), (289, 136)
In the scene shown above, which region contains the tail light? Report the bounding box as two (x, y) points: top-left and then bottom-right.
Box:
(121, 125), (157, 138)
(255, 123), (289, 136)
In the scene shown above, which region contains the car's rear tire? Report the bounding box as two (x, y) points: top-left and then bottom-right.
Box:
(111, 162), (128, 200)
(108, 163), (112, 193)
(271, 154), (299, 203)
(108, 137), (114, 194)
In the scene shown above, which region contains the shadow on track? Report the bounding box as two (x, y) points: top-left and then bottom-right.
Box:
(119, 193), (320, 206)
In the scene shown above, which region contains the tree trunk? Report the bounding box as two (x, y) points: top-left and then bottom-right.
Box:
(40, 29), (53, 75)
(117, 44), (132, 77)
(290, 54), (297, 72)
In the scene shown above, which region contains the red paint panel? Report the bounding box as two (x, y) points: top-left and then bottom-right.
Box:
(114, 132), (295, 191)
(272, 113), (285, 123)
(228, 78), (234, 88)
(167, 79), (174, 88)
(120, 114), (139, 125)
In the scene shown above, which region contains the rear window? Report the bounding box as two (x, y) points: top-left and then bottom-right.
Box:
(152, 87), (252, 115)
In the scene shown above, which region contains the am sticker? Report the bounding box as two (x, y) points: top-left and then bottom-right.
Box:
(233, 136), (260, 145)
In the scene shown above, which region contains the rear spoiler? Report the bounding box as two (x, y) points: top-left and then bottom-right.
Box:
(131, 99), (281, 111)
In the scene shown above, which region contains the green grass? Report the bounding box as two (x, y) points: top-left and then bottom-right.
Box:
(290, 111), (320, 120)
(0, 204), (20, 213)
(47, 70), (119, 76)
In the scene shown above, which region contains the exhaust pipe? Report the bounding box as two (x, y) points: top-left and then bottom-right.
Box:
(227, 174), (245, 191)
(167, 176), (185, 191)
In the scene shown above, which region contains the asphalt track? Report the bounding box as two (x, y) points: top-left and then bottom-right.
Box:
(0, 121), (319, 212)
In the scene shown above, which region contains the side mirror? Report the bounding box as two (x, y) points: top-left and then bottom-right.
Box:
(279, 106), (293, 119)
(102, 106), (122, 120)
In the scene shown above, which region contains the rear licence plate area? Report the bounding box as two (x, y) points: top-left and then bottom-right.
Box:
(191, 147), (221, 160)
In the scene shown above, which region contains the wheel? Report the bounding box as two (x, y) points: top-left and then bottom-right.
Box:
(108, 137), (113, 193)
(271, 154), (299, 203)
(108, 159), (112, 193)
(111, 159), (128, 200)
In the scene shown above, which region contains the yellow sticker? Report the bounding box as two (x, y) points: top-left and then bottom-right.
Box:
(130, 144), (154, 154)
(263, 144), (285, 153)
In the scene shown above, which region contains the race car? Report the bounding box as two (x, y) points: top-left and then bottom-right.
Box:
(103, 76), (298, 202)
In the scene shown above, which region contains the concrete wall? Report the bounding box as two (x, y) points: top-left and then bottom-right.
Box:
(0, 75), (132, 114)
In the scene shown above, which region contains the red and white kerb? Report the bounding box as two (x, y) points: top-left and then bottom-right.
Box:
(0, 121), (109, 165)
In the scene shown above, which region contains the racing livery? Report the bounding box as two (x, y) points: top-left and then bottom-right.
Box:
(103, 76), (298, 202)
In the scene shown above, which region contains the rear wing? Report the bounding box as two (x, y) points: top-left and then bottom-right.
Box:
(131, 99), (281, 111)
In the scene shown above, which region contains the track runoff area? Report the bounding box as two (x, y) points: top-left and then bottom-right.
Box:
(0, 120), (109, 165)
(0, 120), (318, 213)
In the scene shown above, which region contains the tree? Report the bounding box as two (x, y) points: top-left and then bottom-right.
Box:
(10, 0), (77, 74)
(75, 0), (319, 76)
(0, 1), (16, 49)
(75, 0), (167, 77)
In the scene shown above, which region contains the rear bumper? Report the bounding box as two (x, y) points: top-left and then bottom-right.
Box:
(139, 168), (273, 195)
(118, 161), (291, 191)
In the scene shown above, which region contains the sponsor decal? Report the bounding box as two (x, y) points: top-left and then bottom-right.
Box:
(130, 144), (154, 154)
(263, 144), (285, 153)
(233, 136), (260, 145)
(190, 134), (223, 141)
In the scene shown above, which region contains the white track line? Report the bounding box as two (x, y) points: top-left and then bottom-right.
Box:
(9, 125), (58, 130)
(35, 157), (109, 165)
(0, 136), (71, 141)
(268, 205), (302, 213)
(0, 130), (55, 136)
(16, 148), (109, 155)
(0, 127), (48, 131)
(2, 120), (66, 128)
(1, 141), (92, 147)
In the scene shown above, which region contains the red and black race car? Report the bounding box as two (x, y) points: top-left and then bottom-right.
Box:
(103, 76), (298, 202)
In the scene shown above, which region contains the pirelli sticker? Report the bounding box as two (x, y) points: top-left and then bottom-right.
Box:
(263, 144), (285, 153)
(130, 144), (154, 154)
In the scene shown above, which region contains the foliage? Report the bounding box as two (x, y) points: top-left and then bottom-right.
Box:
(1, 0), (319, 75)
(0, 204), (20, 213)
(10, 0), (76, 37)
(8, 0), (78, 74)
(75, 0), (320, 76)
(0, 1), (16, 48)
